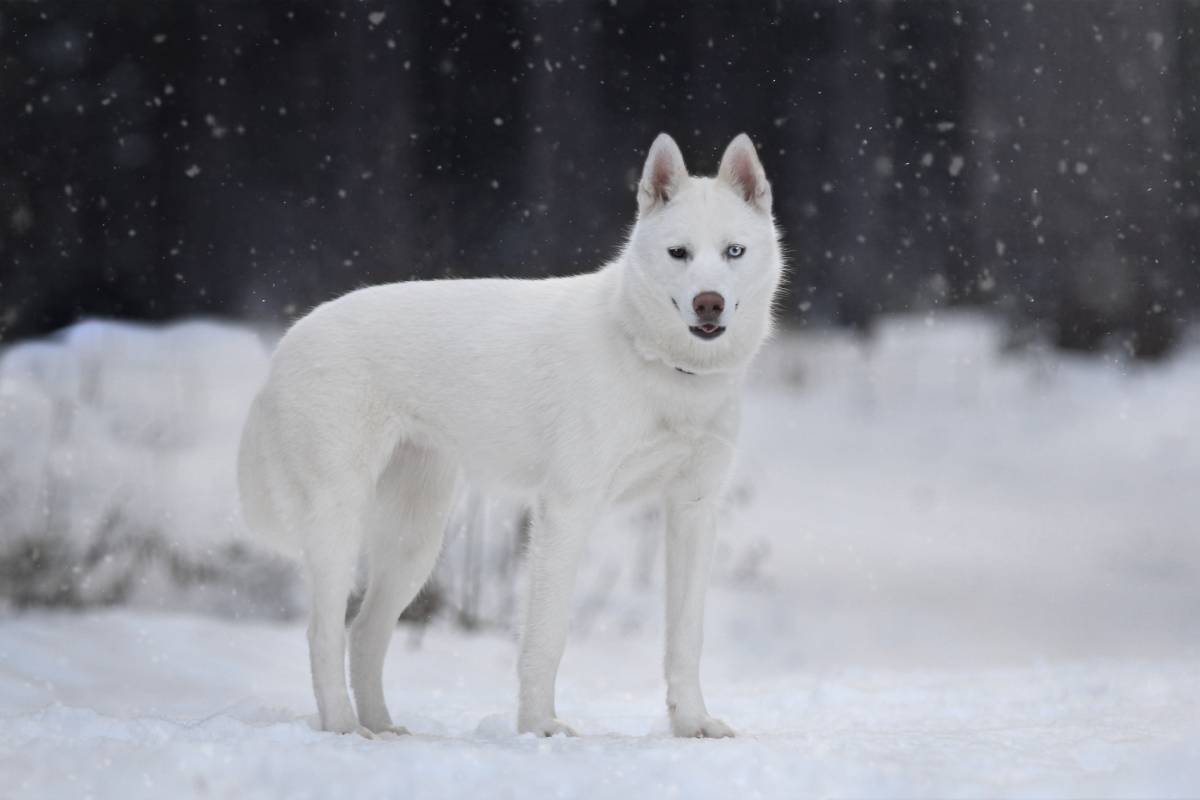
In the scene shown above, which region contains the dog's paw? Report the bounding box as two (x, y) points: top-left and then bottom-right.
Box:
(320, 708), (362, 735)
(671, 715), (736, 739)
(518, 717), (579, 737)
(358, 714), (411, 738)
(370, 724), (410, 739)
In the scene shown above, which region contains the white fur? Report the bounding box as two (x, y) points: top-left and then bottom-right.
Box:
(237, 133), (784, 738)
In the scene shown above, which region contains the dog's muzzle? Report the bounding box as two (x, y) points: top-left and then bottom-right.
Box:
(690, 292), (726, 339)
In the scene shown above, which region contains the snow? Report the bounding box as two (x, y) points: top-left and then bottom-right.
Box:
(1, 612), (1198, 799)
(0, 320), (295, 616)
(2, 311), (1200, 797)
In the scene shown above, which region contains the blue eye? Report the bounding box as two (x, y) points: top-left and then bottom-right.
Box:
(726, 244), (745, 259)
(667, 246), (689, 260)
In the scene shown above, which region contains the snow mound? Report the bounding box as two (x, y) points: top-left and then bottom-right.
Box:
(0, 319), (296, 617)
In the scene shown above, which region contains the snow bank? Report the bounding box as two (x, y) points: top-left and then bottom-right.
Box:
(2, 311), (1198, 663)
(0, 319), (297, 617)
(2, 311), (1199, 797)
(730, 313), (1200, 667)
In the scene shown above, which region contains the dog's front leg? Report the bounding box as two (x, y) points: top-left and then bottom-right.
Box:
(663, 493), (734, 738)
(517, 495), (594, 736)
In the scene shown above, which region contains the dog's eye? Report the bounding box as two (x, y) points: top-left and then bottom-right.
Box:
(726, 244), (746, 259)
(667, 246), (689, 260)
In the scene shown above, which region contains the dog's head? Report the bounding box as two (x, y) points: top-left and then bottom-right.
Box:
(620, 133), (784, 374)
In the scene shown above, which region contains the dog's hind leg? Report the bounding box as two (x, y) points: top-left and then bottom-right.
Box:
(303, 501), (363, 734)
(350, 445), (457, 734)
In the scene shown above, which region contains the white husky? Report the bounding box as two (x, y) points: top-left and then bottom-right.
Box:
(237, 132), (783, 738)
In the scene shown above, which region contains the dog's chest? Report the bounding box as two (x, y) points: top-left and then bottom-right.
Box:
(606, 415), (709, 503)
(599, 373), (737, 501)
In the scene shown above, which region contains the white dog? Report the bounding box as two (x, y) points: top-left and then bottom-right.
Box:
(237, 132), (784, 738)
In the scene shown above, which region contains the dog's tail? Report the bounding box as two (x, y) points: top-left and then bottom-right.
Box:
(235, 389), (303, 558)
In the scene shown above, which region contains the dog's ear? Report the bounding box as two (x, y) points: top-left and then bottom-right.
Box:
(718, 133), (772, 213)
(638, 133), (687, 215)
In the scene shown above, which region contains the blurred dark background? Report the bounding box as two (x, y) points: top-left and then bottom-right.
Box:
(2, 1), (1198, 357)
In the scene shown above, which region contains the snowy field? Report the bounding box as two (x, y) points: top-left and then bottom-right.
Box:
(1, 312), (1199, 798)
(3, 611), (1199, 799)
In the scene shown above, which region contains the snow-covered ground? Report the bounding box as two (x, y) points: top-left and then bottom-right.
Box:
(2, 610), (1199, 799)
(1, 312), (1199, 798)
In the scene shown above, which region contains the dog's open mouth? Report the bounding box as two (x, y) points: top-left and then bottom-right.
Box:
(689, 324), (725, 340)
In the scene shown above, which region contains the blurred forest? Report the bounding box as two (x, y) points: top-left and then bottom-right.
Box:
(2, 0), (1198, 357)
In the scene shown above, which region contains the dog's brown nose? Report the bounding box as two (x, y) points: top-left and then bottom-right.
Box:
(692, 292), (725, 322)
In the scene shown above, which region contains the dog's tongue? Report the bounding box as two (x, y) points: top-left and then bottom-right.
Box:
(701, 323), (718, 333)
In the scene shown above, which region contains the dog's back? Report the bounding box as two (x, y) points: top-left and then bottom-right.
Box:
(237, 270), (618, 548)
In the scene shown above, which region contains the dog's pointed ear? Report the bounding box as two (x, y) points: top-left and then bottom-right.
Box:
(638, 133), (687, 215)
(718, 133), (772, 213)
